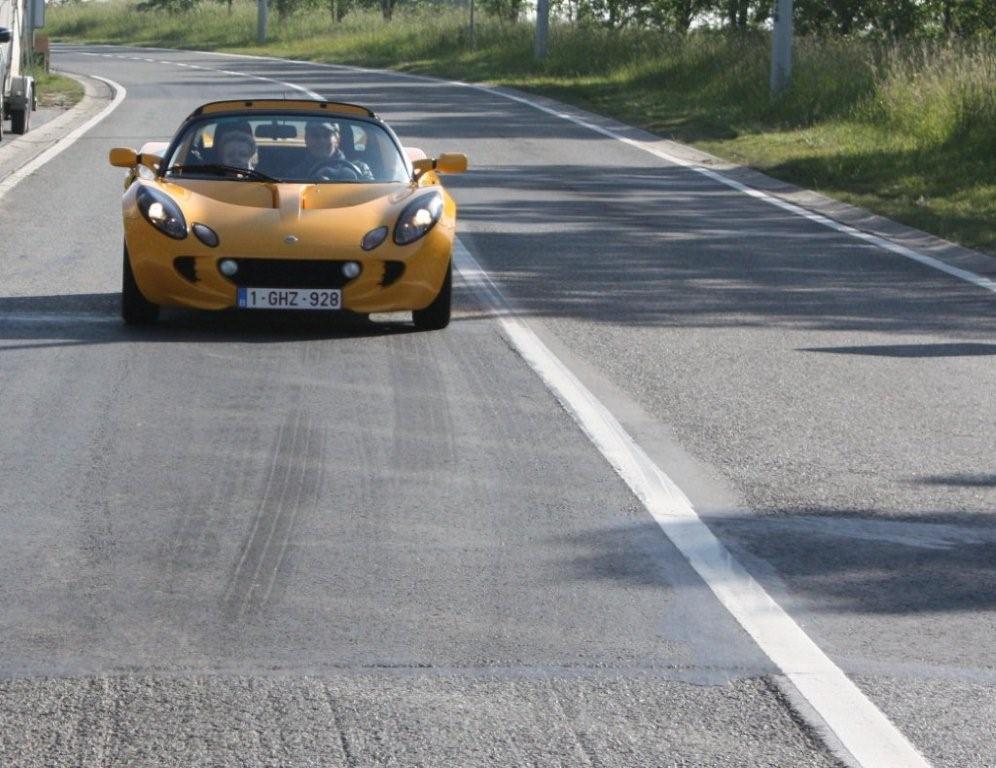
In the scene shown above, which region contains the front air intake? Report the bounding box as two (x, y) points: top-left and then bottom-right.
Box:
(381, 261), (405, 287)
(173, 256), (197, 283)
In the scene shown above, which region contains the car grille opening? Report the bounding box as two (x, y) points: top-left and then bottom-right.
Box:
(219, 258), (356, 288)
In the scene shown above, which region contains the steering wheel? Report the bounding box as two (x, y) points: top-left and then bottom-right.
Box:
(310, 158), (364, 181)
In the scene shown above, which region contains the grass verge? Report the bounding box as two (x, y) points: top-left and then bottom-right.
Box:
(47, 1), (996, 254)
(31, 69), (85, 109)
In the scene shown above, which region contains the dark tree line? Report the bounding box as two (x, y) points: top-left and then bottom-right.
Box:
(552, 0), (994, 37)
(137, 0), (996, 37)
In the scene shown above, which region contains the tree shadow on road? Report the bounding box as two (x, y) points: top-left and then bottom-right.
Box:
(446, 164), (996, 336)
(557, 511), (996, 617)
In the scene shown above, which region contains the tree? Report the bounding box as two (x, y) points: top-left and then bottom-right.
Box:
(872, 0), (929, 37)
(273, 0), (303, 20)
(669, 0), (707, 32)
(137, 0), (201, 11)
(481, 0), (527, 23)
(725, 0), (750, 30)
(932, 0), (995, 37)
(793, 0), (870, 35)
(329, 0), (352, 22)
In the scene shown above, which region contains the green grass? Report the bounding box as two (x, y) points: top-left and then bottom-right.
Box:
(47, 1), (996, 254)
(31, 69), (84, 108)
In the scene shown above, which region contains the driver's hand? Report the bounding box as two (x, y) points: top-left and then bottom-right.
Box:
(354, 161), (375, 181)
(317, 163), (360, 181)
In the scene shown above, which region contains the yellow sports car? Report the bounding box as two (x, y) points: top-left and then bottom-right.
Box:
(109, 99), (467, 329)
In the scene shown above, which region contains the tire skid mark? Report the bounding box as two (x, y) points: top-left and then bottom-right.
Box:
(239, 409), (309, 610)
(223, 411), (296, 614)
(490, 690), (534, 768)
(70, 353), (136, 640)
(159, 421), (258, 582)
(447, 331), (559, 651)
(259, 419), (328, 607)
(547, 679), (600, 768)
(447, 329), (526, 469)
(223, 412), (292, 605)
(387, 333), (456, 475)
(230, 409), (306, 617)
(224, 407), (326, 618)
(323, 684), (359, 768)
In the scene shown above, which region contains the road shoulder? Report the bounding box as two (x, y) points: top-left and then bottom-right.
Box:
(0, 72), (112, 187)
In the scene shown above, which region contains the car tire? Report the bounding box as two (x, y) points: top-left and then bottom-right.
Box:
(122, 245), (160, 325)
(10, 107), (28, 135)
(412, 259), (452, 331)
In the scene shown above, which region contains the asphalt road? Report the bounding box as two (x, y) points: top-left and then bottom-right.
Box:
(0, 45), (992, 767)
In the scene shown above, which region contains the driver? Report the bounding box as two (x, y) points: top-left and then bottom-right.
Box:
(291, 120), (372, 181)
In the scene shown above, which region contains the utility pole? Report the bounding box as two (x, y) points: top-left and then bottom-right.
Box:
(469, 0), (475, 49)
(534, 0), (550, 61)
(257, 0), (268, 45)
(25, 0), (45, 68)
(770, 0), (792, 95)
(25, 0), (34, 68)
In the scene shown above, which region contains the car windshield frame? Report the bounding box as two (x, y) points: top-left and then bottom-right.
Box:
(159, 110), (413, 185)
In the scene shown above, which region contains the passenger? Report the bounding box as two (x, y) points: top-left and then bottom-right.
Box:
(209, 120), (255, 167)
(217, 130), (257, 171)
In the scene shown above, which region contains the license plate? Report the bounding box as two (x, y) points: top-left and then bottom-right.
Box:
(237, 287), (342, 311)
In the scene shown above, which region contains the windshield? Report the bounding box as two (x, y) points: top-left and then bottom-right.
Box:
(163, 114), (410, 184)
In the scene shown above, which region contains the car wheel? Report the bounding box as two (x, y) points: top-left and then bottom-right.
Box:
(122, 245), (160, 325)
(412, 259), (452, 331)
(10, 107), (28, 135)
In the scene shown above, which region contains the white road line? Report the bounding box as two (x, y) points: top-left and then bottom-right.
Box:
(453, 240), (930, 768)
(0, 76), (127, 205)
(212, 67), (321, 99)
(133, 56), (323, 98)
(192, 47), (995, 295)
(0, 313), (117, 324)
(79, 50), (321, 98)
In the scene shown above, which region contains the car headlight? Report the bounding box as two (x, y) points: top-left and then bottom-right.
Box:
(393, 192), (443, 246)
(137, 186), (187, 240)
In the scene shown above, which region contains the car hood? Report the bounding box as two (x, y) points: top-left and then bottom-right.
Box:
(154, 179), (427, 255)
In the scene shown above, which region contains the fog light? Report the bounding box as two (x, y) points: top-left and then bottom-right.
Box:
(219, 259), (239, 277)
(342, 262), (361, 279)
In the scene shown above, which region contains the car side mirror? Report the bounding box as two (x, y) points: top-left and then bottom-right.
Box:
(436, 153), (468, 174)
(109, 147), (139, 168)
(412, 154), (468, 179)
(109, 147), (162, 172)
(0, 28), (12, 44)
